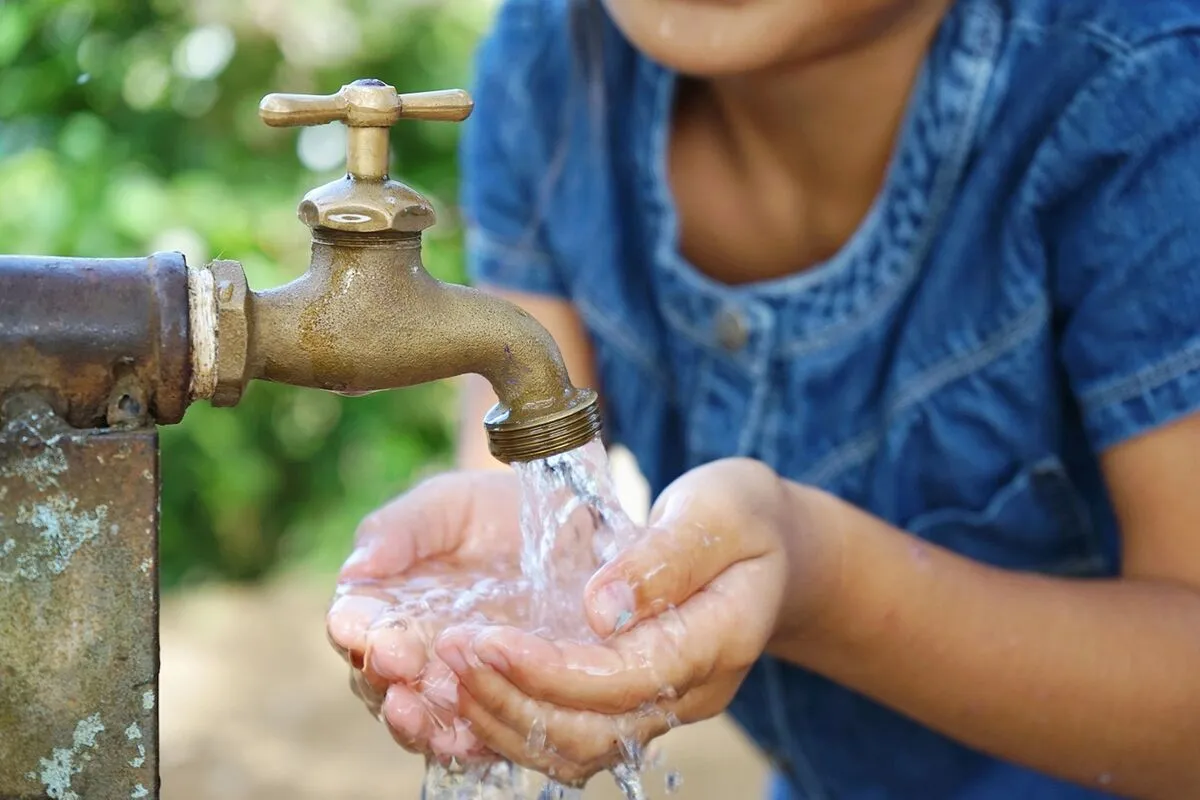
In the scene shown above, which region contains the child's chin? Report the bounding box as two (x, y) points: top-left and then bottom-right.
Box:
(602, 0), (800, 77)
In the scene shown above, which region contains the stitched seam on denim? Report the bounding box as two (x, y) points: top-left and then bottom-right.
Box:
(574, 296), (665, 380)
(890, 299), (1048, 412)
(778, 3), (1003, 360)
(658, 300), (713, 345)
(466, 226), (555, 269)
(488, 5), (574, 260)
(905, 455), (1044, 532)
(1009, 8), (1200, 55)
(1051, 553), (1110, 577)
(1020, 31), (1200, 220)
(802, 427), (881, 489)
(738, 360), (772, 457)
(800, 299), (1047, 487)
(758, 383), (783, 467)
(1079, 338), (1200, 413)
(735, 300), (777, 454)
(687, 359), (715, 460)
(1007, 18), (1134, 56)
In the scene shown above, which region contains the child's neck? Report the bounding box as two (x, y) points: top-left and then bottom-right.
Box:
(702, 3), (950, 214)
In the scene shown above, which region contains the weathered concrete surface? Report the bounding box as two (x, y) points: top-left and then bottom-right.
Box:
(0, 403), (159, 800)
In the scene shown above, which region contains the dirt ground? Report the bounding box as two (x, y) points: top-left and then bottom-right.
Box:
(159, 575), (769, 799)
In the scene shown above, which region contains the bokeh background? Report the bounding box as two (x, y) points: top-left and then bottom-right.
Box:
(1, 0), (766, 796)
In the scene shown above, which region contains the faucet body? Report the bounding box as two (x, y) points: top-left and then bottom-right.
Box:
(232, 230), (598, 455)
(189, 79), (602, 462)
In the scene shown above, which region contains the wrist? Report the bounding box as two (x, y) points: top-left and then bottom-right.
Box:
(767, 482), (858, 659)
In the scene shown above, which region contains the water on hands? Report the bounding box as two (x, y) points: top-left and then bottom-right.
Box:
(338, 439), (681, 798)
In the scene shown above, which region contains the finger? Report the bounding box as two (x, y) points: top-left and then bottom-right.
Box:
(469, 557), (779, 715)
(418, 659), (459, 712)
(584, 501), (770, 637)
(455, 686), (589, 786)
(380, 682), (433, 752)
(464, 615), (711, 715)
(380, 677), (492, 761)
(429, 716), (486, 760)
(364, 613), (433, 683)
(327, 591), (393, 656)
(341, 471), (518, 580)
(440, 631), (672, 771)
(437, 630), (589, 763)
(455, 676), (674, 786)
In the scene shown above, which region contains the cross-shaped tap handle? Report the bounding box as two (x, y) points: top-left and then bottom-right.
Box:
(259, 79), (473, 179)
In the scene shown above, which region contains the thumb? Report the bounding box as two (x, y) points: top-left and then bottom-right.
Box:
(583, 489), (756, 637)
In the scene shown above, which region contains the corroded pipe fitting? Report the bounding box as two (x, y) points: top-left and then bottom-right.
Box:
(0, 252), (192, 428)
(187, 260), (250, 408)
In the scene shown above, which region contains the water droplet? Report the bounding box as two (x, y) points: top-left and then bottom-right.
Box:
(525, 717), (547, 755)
(665, 770), (683, 793)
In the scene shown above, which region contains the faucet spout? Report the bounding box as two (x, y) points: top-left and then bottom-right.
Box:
(199, 230), (600, 463)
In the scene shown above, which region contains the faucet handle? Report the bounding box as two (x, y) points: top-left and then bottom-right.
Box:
(259, 79), (473, 233)
(259, 80), (473, 129)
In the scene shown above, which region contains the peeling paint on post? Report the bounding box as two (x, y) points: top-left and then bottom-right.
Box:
(0, 399), (159, 799)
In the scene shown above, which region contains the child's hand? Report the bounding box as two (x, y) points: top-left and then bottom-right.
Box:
(434, 458), (838, 784)
(326, 470), (528, 761)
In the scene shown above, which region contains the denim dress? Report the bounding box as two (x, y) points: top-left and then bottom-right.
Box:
(459, 0), (1200, 796)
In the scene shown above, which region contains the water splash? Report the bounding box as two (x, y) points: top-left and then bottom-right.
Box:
(341, 438), (678, 798)
(421, 752), (585, 799)
(511, 438), (639, 637)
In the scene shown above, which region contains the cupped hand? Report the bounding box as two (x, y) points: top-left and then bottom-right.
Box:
(433, 458), (837, 784)
(326, 470), (531, 761)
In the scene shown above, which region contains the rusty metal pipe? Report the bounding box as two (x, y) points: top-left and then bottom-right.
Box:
(0, 253), (191, 428)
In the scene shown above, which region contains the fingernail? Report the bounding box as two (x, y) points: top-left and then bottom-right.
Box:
(649, 491), (687, 525)
(591, 581), (635, 632)
(341, 543), (374, 574)
(440, 643), (469, 674)
(473, 634), (511, 673)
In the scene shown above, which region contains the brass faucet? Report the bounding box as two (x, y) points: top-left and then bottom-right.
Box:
(186, 79), (600, 463)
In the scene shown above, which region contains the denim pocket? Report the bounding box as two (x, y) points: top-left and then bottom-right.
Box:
(903, 456), (1107, 576)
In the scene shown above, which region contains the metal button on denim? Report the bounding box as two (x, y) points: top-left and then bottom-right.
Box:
(715, 307), (749, 351)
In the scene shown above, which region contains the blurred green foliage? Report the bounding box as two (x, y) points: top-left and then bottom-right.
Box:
(1, 0), (497, 587)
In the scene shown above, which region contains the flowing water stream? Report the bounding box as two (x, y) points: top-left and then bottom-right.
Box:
(334, 438), (682, 798)
(422, 438), (677, 799)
